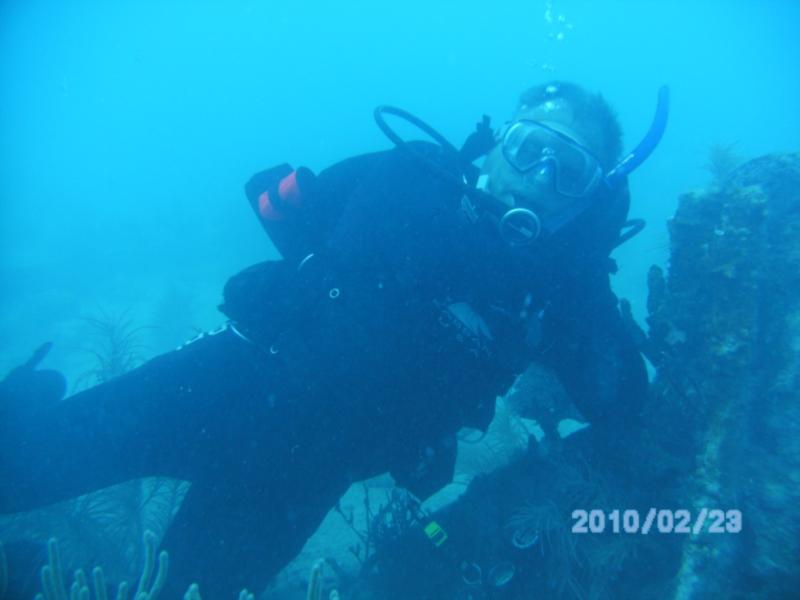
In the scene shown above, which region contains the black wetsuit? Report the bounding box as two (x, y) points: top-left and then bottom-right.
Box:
(0, 143), (646, 597)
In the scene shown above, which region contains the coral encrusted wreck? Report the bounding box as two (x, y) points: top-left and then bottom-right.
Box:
(646, 153), (800, 598)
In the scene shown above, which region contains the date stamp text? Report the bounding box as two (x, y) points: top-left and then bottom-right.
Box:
(571, 508), (742, 535)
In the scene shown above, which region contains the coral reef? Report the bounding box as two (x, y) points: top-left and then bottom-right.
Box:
(3, 532), (260, 600)
(703, 142), (743, 188)
(182, 583), (254, 600)
(0, 451), (188, 591)
(345, 445), (648, 599)
(305, 559), (339, 600)
(76, 308), (149, 389)
(646, 153), (800, 598)
(33, 532), (167, 600)
(1, 309), (189, 594)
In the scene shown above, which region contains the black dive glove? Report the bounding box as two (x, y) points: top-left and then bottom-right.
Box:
(459, 115), (496, 163)
(0, 343), (66, 415)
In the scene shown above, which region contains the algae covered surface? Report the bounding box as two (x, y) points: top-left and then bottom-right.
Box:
(646, 153), (800, 598)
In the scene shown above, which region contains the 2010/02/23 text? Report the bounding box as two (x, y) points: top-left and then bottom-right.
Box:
(571, 508), (742, 535)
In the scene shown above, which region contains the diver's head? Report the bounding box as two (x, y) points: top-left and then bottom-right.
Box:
(373, 83), (667, 250)
(481, 81), (623, 221)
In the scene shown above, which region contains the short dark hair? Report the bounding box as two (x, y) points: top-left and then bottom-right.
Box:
(517, 81), (623, 170)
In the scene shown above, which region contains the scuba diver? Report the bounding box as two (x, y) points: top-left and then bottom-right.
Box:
(0, 81), (667, 597)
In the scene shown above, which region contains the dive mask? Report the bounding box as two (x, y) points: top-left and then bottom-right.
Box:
(500, 120), (604, 198)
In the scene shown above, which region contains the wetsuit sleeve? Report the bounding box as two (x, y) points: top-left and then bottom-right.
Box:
(0, 327), (272, 513)
(537, 270), (648, 435)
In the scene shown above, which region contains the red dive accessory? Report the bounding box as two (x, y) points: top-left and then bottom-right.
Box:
(257, 167), (315, 221)
(245, 164), (320, 259)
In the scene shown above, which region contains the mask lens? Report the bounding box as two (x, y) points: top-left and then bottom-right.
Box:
(504, 122), (542, 169)
(502, 121), (602, 197)
(552, 142), (601, 197)
(504, 123), (555, 171)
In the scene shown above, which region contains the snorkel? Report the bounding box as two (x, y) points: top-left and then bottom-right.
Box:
(606, 86), (670, 189)
(374, 85), (670, 248)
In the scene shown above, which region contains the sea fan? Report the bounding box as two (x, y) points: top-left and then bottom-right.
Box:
(704, 142), (743, 188)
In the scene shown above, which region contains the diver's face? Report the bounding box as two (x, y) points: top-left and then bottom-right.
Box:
(482, 99), (604, 217)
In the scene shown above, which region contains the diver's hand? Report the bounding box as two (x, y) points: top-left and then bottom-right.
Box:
(459, 115), (495, 163)
(0, 343), (66, 413)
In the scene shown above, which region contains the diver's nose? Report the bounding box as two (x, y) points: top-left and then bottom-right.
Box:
(528, 158), (556, 187)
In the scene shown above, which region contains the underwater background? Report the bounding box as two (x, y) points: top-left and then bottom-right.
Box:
(2, 0), (798, 377)
(2, 1), (800, 598)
